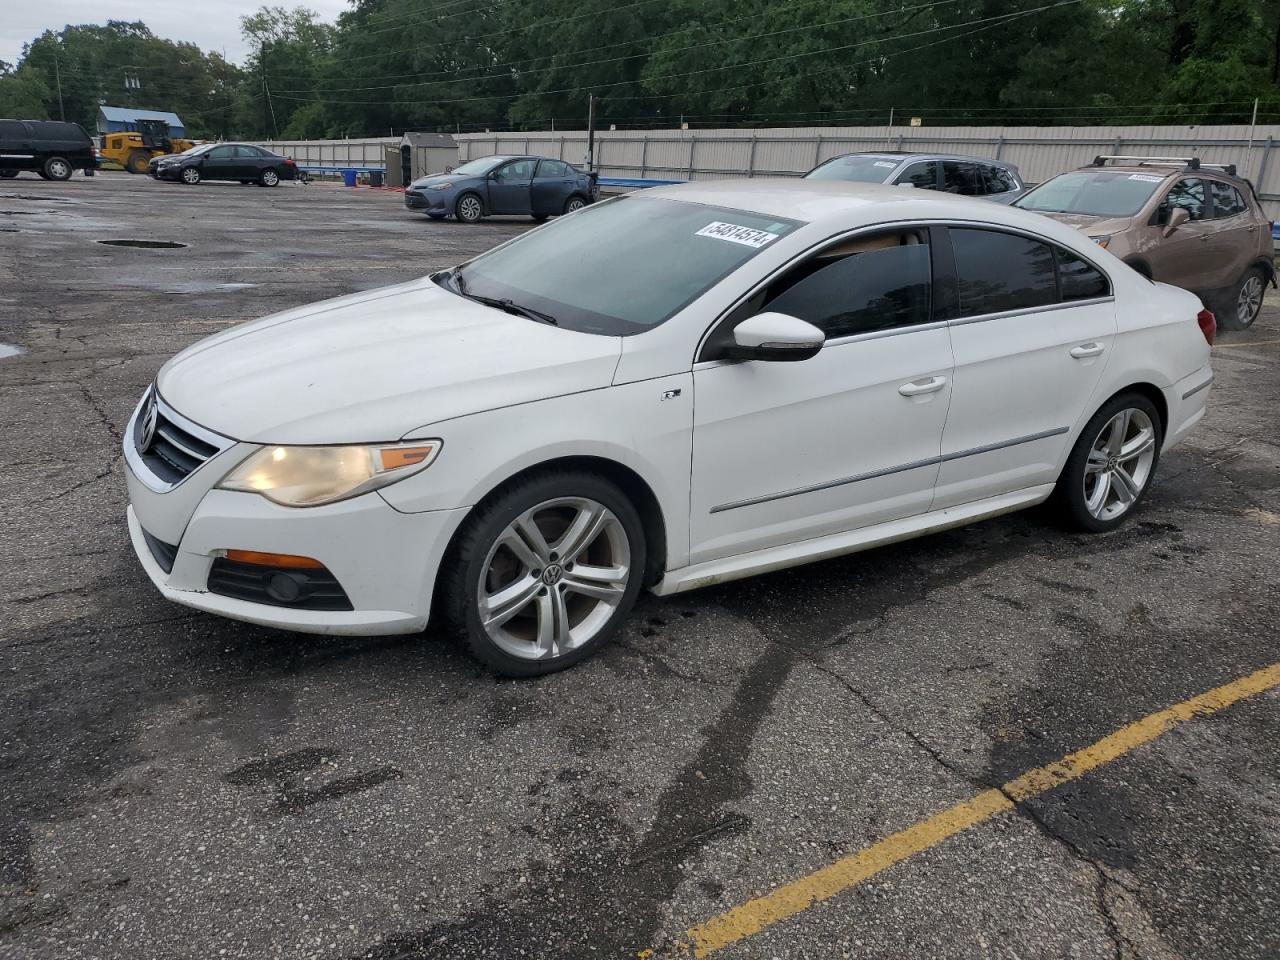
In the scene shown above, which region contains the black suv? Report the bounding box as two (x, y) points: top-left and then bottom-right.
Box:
(0, 119), (96, 181)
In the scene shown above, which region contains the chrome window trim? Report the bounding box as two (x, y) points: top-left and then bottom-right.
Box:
(123, 386), (236, 493)
(710, 426), (1070, 513)
(948, 296), (1115, 327)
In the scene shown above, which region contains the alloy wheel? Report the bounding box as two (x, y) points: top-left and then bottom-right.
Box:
(1238, 274), (1263, 327)
(182, 167), (200, 184)
(1083, 408), (1157, 521)
(477, 497), (630, 661)
(458, 195), (482, 222)
(565, 197), (585, 214)
(262, 169), (279, 186)
(48, 159), (70, 179)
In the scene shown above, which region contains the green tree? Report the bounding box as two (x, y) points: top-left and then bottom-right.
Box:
(0, 61), (51, 118)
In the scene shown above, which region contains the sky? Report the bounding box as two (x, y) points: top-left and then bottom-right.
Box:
(1, 0), (352, 67)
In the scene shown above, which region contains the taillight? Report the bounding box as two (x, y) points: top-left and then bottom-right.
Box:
(284, 158), (295, 165)
(1196, 309), (1216, 346)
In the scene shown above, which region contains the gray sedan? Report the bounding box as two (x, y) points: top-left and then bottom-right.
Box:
(805, 151), (1025, 204)
(404, 155), (599, 223)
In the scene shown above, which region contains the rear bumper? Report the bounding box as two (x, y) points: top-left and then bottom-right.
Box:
(1164, 364), (1213, 451)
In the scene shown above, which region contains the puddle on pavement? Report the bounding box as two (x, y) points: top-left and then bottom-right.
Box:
(0, 343), (24, 360)
(161, 281), (260, 294)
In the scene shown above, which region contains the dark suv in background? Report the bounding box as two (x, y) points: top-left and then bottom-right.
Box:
(0, 119), (97, 181)
(805, 151), (1025, 203)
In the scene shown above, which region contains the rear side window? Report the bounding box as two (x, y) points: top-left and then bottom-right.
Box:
(0, 120), (28, 140)
(1057, 249), (1108, 300)
(234, 145), (264, 158)
(894, 161), (937, 189)
(1208, 180), (1248, 218)
(536, 160), (571, 179)
(36, 122), (88, 143)
(951, 228), (1057, 316)
(942, 161), (984, 196)
(1159, 178), (1207, 223)
(983, 165), (1018, 193)
(760, 230), (932, 339)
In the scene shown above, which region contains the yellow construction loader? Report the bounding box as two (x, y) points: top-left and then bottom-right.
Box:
(98, 119), (195, 174)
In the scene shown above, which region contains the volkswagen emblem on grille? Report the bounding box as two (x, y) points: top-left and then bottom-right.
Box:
(138, 391), (160, 451)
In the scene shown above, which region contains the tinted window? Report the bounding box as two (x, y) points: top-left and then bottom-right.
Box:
(1159, 178), (1207, 223)
(233, 146), (260, 158)
(535, 160), (571, 179)
(206, 145), (234, 160)
(894, 161), (937, 189)
(761, 232), (932, 338)
(805, 154), (900, 183)
(983, 165), (1018, 193)
(35, 122), (88, 142)
(1208, 180), (1248, 218)
(495, 159), (536, 181)
(1057, 248), (1109, 300)
(1016, 171), (1165, 217)
(454, 196), (799, 336)
(0, 120), (27, 141)
(951, 229), (1057, 316)
(942, 161), (984, 196)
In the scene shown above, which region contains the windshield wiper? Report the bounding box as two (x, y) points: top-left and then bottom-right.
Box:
(447, 275), (558, 326)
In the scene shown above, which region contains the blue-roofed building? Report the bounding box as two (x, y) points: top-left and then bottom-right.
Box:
(96, 106), (186, 139)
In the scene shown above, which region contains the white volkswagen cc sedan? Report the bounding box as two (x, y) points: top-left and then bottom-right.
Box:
(124, 180), (1215, 675)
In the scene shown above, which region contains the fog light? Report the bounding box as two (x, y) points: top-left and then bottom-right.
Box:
(266, 572), (304, 603)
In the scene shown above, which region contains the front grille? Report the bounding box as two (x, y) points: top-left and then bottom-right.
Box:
(141, 528), (179, 574)
(135, 403), (221, 484)
(207, 559), (354, 612)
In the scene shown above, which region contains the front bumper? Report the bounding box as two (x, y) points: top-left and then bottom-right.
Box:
(123, 398), (469, 635)
(404, 189), (446, 213)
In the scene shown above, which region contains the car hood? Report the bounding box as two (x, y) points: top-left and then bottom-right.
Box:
(1028, 211), (1134, 235)
(156, 278), (623, 444)
(409, 172), (468, 190)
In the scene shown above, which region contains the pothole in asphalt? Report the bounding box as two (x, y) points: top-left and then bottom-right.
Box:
(97, 239), (188, 249)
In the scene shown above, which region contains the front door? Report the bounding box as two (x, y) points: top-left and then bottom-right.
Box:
(1147, 176), (1215, 289)
(487, 159), (536, 215)
(689, 227), (954, 565)
(201, 144), (237, 181)
(934, 227), (1117, 508)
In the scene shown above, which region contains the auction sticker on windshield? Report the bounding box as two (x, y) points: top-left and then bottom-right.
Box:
(696, 221), (781, 248)
(1128, 174), (1164, 183)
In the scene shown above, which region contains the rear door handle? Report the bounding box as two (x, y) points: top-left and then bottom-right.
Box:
(1070, 342), (1106, 359)
(898, 375), (948, 397)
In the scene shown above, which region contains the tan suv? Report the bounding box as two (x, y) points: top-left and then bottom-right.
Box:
(1015, 155), (1275, 329)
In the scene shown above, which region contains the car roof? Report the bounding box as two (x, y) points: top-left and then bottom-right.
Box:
(1071, 163), (1244, 184)
(835, 151), (1016, 167)
(640, 178), (1085, 243)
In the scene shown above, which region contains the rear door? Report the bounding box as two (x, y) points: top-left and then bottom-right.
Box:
(532, 159), (575, 217)
(0, 120), (35, 170)
(487, 158), (536, 215)
(934, 227), (1116, 508)
(1204, 178), (1259, 286)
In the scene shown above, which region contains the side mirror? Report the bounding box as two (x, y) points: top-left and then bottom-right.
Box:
(725, 312), (825, 362)
(1163, 206), (1189, 237)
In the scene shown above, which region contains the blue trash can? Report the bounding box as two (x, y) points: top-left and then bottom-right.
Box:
(341, 169), (357, 187)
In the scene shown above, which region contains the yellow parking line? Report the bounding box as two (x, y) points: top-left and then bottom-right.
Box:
(663, 661), (1280, 958)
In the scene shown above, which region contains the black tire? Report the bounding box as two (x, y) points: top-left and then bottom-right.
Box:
(563, 194), (587, 215)
(258, 168), (280, 187)
(426, 213), (446, 220)
(1215, 266), (1265, 331)
(0, 169), (18, 179)
(240, 180), (251, 185)
(438, 469), (647, 677)
(36, 170), (50, 180)
(43, 156), (73, 181)
(455, 192), (483, 224)
(125, 150), (151, 174)
(1052, 391), (1163, 533)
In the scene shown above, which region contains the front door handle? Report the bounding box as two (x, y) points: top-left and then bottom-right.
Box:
(898, 375), (948, 397)
(1070, 342), (1106, 359)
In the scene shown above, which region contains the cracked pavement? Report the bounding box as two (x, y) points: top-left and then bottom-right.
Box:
(1, 173), (1278, 959)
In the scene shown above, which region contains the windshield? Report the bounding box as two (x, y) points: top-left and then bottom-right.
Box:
(804, 155), (900, 183)
(1016, 171), (1166, 217)
(176, 144), (213, 157)
(446, 196), (801, 335)
(450, 156), (507, 177)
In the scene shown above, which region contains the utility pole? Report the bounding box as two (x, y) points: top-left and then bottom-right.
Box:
(54, 55), (65, 122)
(260, 42), (278, 139)
(586, 93), (598, 171)
(1246, 97), (1260, 177)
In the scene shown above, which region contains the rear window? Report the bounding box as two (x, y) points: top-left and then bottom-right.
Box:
(1016, 170), (1166, 217)
(33, 121), (89, 143)
(805, 155), (899, 183)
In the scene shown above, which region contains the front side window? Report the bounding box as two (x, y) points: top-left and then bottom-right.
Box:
(942, 161), (984, 196)
(451, 196), (800, 336)
(1158, 178), (1207, 223)
(805, 154), (901, 183)
(895, 161), (938, 190)
(495, 159), (536, 182)
(207, 146), (234, 160)
(752, 230), (932, 339)
(1016, 171), (1166, 217)
(1208, 180), (1248, 218)
(951, 228), (1057, 316)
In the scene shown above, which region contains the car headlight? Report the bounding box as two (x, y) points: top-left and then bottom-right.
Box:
(426, 181), (453, 190)
(217, 440), (441, 507)
(1089, 236), (1111, 249)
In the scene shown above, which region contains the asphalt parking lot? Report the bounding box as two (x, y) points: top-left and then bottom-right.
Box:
(2, 171), (1278, 960)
